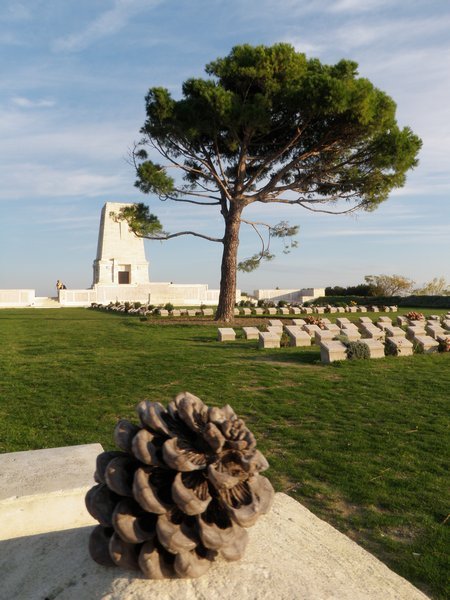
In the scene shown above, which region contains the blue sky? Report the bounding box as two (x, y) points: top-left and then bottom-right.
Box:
(1, 0), (449, 297)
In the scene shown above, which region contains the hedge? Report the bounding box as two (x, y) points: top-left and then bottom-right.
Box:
(307, 295), (450, 309)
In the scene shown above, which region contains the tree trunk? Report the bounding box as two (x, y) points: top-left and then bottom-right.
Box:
(215, 206), (243, 323)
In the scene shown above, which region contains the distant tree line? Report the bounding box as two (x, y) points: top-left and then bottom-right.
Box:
(326, 275), (450, 297)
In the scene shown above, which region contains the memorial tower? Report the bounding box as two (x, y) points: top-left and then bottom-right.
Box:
(92, 202), (150, 287)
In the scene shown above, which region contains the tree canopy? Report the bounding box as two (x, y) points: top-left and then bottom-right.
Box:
(119, 43), (422, 321)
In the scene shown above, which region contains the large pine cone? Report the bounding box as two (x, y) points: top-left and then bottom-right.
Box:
(86, 392), (274, 578)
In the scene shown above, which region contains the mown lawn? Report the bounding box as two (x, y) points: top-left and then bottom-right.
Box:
(0, 308), (448, 598)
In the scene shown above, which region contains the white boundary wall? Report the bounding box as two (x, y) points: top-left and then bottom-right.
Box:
(59, 283), (241, 307)
(254, 288), (325, 303)
(0, 289), (35, 307)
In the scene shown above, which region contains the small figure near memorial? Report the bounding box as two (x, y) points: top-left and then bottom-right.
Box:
(56, 280), (63, 291)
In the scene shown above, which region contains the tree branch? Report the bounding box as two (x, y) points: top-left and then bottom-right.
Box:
(136, 230), (224, 243)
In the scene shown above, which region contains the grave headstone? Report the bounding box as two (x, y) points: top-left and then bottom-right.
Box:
(360, 325), (385, 341)
(285, 326), (312, 347)
(336, 317), (351, 327)
(315, 330), (335, 344)
(253, 307), (264, 315)
(218, 328), (236, 341)
(386, 337), (413, 357)
(202, 308), (214, 316)
(292, 318), (306, 326)
(267, 307), (278, 315)
(279, 308), (290, 315)
(413, 335), (439, 354)
(243, 327), (260, 340)
(363, 339), (385, 359)
(258, 331), (281, 349)
(384, 326), (406, 338)
(290, 307), (301, 314)
(320, 340), (348, 363)
(269, 319), (284, 328)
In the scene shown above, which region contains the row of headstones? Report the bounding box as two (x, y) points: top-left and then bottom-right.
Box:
(218, 314), (450, 362)
(91, 304), (215, 317)
(234, 305), (398, 316)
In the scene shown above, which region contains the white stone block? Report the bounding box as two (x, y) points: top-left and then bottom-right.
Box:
(360, 325), (385, 341)
(385, 326), (406, 338)
(336, 318), (351, 327)
(406, 325), (425, 340)
(171, 309), (181, 316)
(347, 306), (357, 313)
(336, 306), (346, 313)
(386, 337), (413, 357)
(267, 307), (278, 315)
(218, 328), (236, 341)
(425, 325), (445, 339)
(269, 319), (283, 327)
(320, 340), (347, 363)
(290, 307), (301, 314)
(414, 335), (439, 354)
(258, 331), (281, 348)
(324, 324), (340, 333)
(302, 324), (322, 336)
(202, 308), (214, 316)
(158, 309), (169, 316)
(253, 307), (264, 315)
(341, 323), (359, 331)
(243, 327), (259, 340)
(285, 326), (312, 347)
(315, 330), (335, 344)
(341, 330), (361, 342)
(314, 307), (325, 314)
(389, 306), (398, 312)
(242, 308), (251, 316)
(370, 306), (380, 312)
(302, 307), (313, 314)
(0, 492), (428, 600)
(396, 316), (408, 327)
(443, 319), (450, 330)
(327, 307), (337, 313)
(187, 309), (197, 316)
(292, 318), (306, 326)
(363, 339), (385, 359)
(358, 306), (368, 312)
(358, 317), (373, 324)
(234, 308), (240, 316)
(267, 326), (283, 336)
(0, 444), (102, 541)
(279, 307), (290, 315)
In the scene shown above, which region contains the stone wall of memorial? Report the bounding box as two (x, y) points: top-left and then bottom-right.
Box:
(0, 289), (35, 307)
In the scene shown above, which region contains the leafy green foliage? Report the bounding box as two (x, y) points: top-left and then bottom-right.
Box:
(126, 43), (422, 319)
(346, 341), (371, 360)
(364, 274), (415, 297)
(113, 203), (164, 238)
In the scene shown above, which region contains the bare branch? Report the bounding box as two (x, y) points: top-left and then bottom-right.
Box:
(135, 230), (224, 243)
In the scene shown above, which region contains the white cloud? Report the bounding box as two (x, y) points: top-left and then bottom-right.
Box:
(11, 96), (56, 109)
(53, 0), (162, 52)
(0, 163), (126, 200)
(329, 0), (392, 13)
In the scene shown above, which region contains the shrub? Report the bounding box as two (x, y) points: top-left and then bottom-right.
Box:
(438, 336), (450, 352)
(278, 300), (288, 307)
(346, 341), (370, 360)
(164, 303), (174, 312)
(134, 302), (142, 309)
(280, 332), (290, 347)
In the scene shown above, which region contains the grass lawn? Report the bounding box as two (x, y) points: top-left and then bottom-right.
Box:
(0, 307), (448, 598)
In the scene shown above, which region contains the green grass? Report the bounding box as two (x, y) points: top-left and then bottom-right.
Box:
(0, 308), (448, 598)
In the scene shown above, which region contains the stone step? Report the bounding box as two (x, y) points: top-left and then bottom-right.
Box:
(0, 443), (102, 540)
(0, 489), (428, 599)
(34, 296), (61, 308)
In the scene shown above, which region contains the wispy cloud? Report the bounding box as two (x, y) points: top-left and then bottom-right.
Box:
(53, 0), (162, 52)
(11, 96), (56, 109)
(0, 163), (126, 200)
(328, 0), (392, 13)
